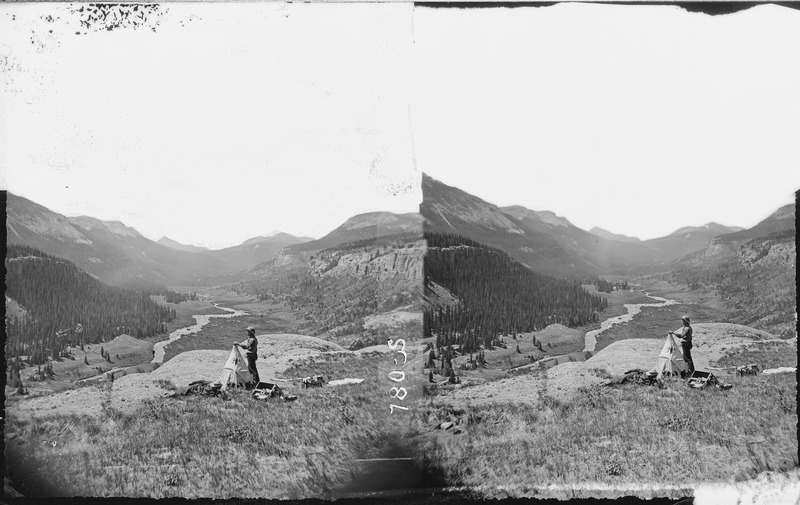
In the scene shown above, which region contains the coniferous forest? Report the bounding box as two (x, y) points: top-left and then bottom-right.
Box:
(5, 245), (175, 364)
(423, 233), (607, 353)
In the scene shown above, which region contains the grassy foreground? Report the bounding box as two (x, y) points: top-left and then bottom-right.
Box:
(6, 355), (409, 499)
(408, 347), (797, 499)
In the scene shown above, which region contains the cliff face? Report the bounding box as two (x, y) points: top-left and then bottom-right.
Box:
(676, 229), (796, 337)
(739, 239), (795, 269)
(309, 240), (424, 286)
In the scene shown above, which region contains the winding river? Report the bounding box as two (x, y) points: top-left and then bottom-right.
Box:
(583, 293), (679, 352)
(151, 304), (248, 364)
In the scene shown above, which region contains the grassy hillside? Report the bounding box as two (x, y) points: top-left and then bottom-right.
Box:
(5, 353), (416, 499)
(409, 348), (797, 499)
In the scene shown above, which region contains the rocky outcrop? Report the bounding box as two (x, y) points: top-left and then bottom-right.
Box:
(309, 240), (424, 286)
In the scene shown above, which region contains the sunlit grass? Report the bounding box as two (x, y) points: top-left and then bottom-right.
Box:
(713, 340), (797, 369)
(410, 372), (797, 498)
(6, 355), (406, 499)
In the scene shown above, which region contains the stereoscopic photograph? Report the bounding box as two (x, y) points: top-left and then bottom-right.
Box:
(3, 2), (426, 499)
(3, 1), (798, 503)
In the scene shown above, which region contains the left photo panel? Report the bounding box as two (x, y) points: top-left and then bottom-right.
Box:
(2, 2), (426, 499)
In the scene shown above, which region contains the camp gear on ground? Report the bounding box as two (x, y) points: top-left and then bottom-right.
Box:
(252, 381), (297, 401)
(176, 380), (228, 397)
(655, 334), (687, 379)
(686, 370), (732, 390)
(613, 369), (661, 386)
(639, 370), (659, 385)
(687, 370), (717, 388)
(301, 375), (325, 388)
(218, 346), (252, 390)
(736, 363), (760, 377)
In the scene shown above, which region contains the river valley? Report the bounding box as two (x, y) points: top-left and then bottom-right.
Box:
(583, 293), (680, 352)
(151, 304), (248, 364)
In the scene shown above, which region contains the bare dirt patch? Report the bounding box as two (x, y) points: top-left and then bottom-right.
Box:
(363, 306), (421, 330)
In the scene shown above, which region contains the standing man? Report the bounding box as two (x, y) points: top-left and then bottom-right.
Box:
(236, 326), (259, 386)
(669, 316), (694, 376)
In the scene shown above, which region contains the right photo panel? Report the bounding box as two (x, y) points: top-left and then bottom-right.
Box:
(413, 3), (799, 501)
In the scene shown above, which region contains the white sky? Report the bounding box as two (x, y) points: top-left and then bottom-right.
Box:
(412, 3), (800, 239)
(0, 3), (420, 249)
(3, 4), (798, 247)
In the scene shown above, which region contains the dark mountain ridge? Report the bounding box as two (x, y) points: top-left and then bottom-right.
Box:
(422, 174), (757, 277)
(7, 192), (327, 286)
(421, 174), (598, 278)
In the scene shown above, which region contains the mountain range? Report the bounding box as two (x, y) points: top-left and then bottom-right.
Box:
(421, 173), (787, 278)
(6, 182), (791, 286)
(5, 192), (421, 287)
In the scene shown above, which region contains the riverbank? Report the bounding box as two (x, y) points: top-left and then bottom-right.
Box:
(152, 304), (248, 363)
(161, 299), (299, 363)
(591, 279), (730, 353)
(584, 293), (679, 352)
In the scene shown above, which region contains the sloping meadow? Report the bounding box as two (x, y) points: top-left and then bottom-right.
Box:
(408, 340), (797, 499)
(5, 354), (410, 499)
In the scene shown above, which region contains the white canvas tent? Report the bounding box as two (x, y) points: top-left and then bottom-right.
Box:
(655, 334), (686, 378)
(218, 345), (251, 390)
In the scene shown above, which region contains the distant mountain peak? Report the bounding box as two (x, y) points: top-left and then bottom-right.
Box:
(69, 216), (143, 239)
(772, 204), (794, 221)
(502, 205), (573, 228)
(588, 227), (641, 243)
(289, 211), (423, 252)
(157, 236), (210, 252)
(239, 233), (298, 247)
(339, 211), (423, 231)
(6, 193), (93, 245)
(422, 175), (525, 235)
(667, 222), (742, 237)
(716, 203), (795, 242)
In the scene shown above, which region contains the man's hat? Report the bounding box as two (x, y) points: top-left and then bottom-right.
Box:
(246, 326), (256, 335)
(681, 316), (690, 324)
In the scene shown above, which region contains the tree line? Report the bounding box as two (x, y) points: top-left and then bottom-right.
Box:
(5, 245), (175, 365)
(594, 279), (629, 293)
(162, 290), (198, 304)
(423, 232), (607, 353)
